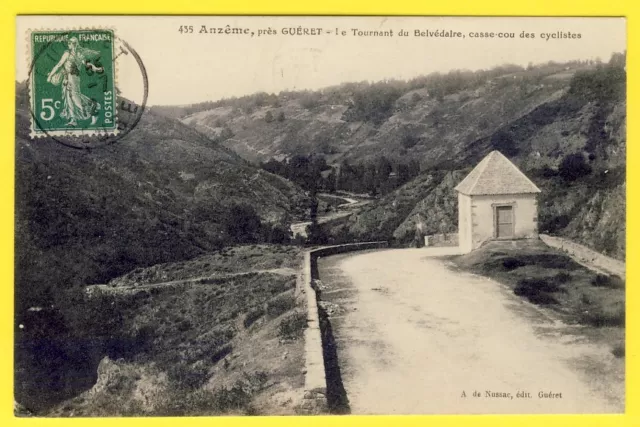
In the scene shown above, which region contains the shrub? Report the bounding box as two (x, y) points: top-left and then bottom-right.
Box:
(225, 204), (262, 244)
(211, 344), (232, 364)
(527, 292), (558, 305)
(612, 343), (625, 358)
(514, 278), (560, 305)
(211, 383), (252, 412)
(264, 110), (274, 123)
(278, 311), (307, 340)
(243, 307), (265, 328)
(539, 214), (571, 234)
(400, 132), (420, 149)
(502, 257), (526, 270)
(178, 319), (192, 332)
(266, 294), (296, 318)
(559, 153), (592, 181)
(580, 303), (625, 327)
(515, 278), (560, 294)
(554, 272), (572, 284)
(167, 363), (211, 391)
(592, 274), (625, 289)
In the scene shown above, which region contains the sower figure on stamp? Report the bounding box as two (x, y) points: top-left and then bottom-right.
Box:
(46, 37), (103, 126)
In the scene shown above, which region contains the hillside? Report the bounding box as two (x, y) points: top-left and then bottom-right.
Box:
(158, 58), (626, 259)
(338, 63), (626, 258)
(14, 83), (309, 413)
(155, 62), (592, 167)
(15, 82), (308, 312)
(17, 246), (308, 416)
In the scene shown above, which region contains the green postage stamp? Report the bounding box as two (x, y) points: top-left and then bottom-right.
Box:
(29, 29), (117, 137)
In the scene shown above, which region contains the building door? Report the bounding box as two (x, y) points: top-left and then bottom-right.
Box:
(496, 206), (514, 238)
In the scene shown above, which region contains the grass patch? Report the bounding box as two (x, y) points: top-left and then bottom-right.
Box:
(452, 240), (625, 328)
(592, 274), (625, 289)
(243, 307), (265, 328)
(31, 245), (306, 417)
(159, 371), (269, 416)
(502, 257), (526, 270)
(167, 362), (211, 391)
(580, 301), (625, 327)
(266, 294), (296, 318)
(278, 311), (307, 340)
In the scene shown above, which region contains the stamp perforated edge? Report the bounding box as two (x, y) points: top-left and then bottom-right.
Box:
(26, 27), (120, 139)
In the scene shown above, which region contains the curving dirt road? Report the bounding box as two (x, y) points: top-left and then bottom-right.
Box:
(317, 248), (624, 415)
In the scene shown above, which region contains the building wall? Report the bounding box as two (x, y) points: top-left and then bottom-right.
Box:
(458, 193), (473, 253)
(470, 193), (538, 250)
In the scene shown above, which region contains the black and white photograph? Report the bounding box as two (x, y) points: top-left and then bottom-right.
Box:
(14, 15), (626, 416)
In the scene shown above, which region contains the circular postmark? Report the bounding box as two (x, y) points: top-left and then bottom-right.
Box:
(27, 30), (148, 149)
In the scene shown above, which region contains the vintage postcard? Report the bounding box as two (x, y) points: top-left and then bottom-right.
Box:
(14, 15), (626, 417)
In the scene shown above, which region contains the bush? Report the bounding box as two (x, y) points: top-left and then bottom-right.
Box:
(243, 307), (265, 328)
(559, 153), (592, 181)
(527, 292), (559, 305)
(502, 257), (526, 270)
(278, 311), (307, 340)
(580, 303), (625, 327)
(539, 214), (571, 233)
(516, 278), (561, 294)
(167, 363), (211, 391)
(554, 272), (572, 284)
(400, 132), (421, 149)
(592, 274), (625, 289)
(612, 343), (625, 358)
(177, 319), (192, 332)
(225, 204), (262, 243)
(266, 294), (296, 318)
(514, 278), (560, 305)
(211, 344), (232, 364)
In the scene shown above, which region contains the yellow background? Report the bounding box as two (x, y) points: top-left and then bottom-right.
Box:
(0, 0), (635, 426)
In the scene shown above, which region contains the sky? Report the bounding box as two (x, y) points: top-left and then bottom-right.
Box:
(16, 16), (626, 106)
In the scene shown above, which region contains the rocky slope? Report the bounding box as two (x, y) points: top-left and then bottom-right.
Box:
(15, 82), (308, 312)
(15, 83), (309, 413)
(159, 60), (625, 259)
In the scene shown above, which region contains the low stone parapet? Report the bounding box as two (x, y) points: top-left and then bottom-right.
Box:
(300, 241), (388, 413)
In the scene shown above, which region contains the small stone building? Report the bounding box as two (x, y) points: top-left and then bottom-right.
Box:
(455, 150), (541, 253)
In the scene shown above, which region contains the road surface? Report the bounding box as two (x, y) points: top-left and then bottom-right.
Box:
(317, 248), (623, 414)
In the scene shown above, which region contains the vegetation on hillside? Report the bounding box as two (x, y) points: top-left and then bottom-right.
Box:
(452, 240), (624, 356)
(16, 246), (306, 416)
(158, 54), (625, 259)
(14, 87), (309, 414)
(328, 55), (626, 257)
(261, 154), (421, 196)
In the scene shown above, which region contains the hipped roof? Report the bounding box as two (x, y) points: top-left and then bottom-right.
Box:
(455, 150), (541, 196)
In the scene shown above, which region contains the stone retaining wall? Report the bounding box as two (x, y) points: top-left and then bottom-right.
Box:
(300, 242), (388, 413)
(540, 234), (625, 279)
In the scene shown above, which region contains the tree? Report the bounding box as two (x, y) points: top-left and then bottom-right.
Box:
(225, 204), (262, 243)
